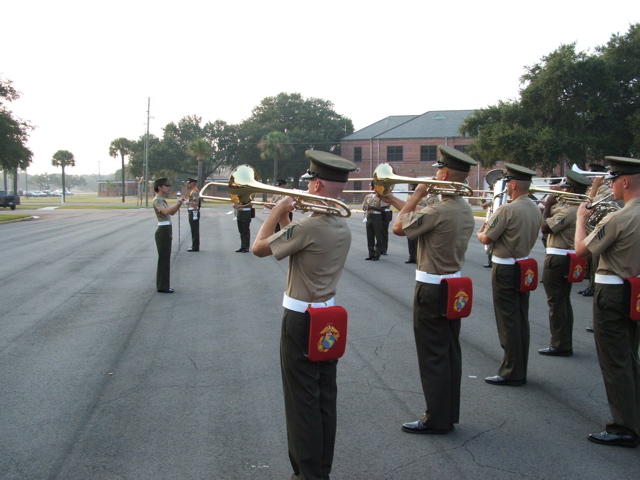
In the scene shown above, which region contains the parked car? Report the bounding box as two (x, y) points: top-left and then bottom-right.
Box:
(0, 190), (20, 210)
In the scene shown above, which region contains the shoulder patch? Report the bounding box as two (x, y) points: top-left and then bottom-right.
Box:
(559, 217), (565, 225)
(488, 215), (499, 229)
(281, 224), (296, 240)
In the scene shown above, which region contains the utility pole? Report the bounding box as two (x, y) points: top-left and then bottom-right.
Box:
(144, 97), (150, 207)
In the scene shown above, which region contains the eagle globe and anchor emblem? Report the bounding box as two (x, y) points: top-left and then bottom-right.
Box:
(318, 324), (341, 353)
(572, 264), (583, 280)
(453, 289), (469, 312)
(524, 268), (536, 287)
(636, 294), (640, 315)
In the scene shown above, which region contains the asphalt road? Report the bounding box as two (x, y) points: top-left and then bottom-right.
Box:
(1, 206), (638, 479)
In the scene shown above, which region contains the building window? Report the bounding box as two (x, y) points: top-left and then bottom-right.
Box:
(420, 146), (438, 162)
(387, 146), (403, 162)
(454, 145), (469, 153)
(354, 147), (362, 162)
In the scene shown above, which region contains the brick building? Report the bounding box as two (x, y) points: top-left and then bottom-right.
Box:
(340, 110), (498, 202)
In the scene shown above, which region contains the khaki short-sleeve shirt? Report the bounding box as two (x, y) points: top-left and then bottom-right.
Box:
(153, 195), (171, 223)
(484, 195), (542, 258)
(188, 188), (200, 211)
(401, 195), (475, 274)
(268, 214), (351, 302)
(584, 197), (640, 278)
(546, 204), (577, 249)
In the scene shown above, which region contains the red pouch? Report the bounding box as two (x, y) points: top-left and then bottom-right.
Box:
(566, 253), (587, 283)
(623, 277), (640, 321)
(306, 306), (348, 361)
(515, 258), (538, 292)
(440, 277), (473, 319)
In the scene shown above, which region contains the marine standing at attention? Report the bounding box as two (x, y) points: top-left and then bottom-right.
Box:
(379, 145), (476, 434)
(152, 178), (184, 293)
(186, 177), (200, 252)
(362, 182), (388, 261)
(477, 164), (542, 386)
(234, 201), (252, 253)
(252, 150), (357, 479)
(575, 155), (640, 448)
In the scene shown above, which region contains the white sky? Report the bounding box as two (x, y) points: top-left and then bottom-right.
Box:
(2, 0), (639, 175)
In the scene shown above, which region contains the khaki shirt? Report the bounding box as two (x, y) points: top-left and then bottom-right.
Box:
(188, 188), (200, 211)
(485, 195), (542, 259)
(268, 214), (351, 303)
(401, 195), (474, 274)
(363, 194), (388, 220)
(153, 195), (171, 223)
(584, 196), (640, 278)
(545, 204), (577, 249)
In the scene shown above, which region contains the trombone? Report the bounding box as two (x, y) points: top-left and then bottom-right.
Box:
(571, 164), (609, 177)
(200, 164), (352, 218)
(528, 186), (592, 205)
(372, 163), (474, 197)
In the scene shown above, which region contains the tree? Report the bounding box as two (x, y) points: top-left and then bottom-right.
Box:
(1, 76), (33, 192)
(236, 93), (353, 185)
(109, 137), (134, 203)
(257, 131), (294, 183)
(186, 138), (211, 188)
(51, 150), (75, 202)
(461, 23), (640, 172)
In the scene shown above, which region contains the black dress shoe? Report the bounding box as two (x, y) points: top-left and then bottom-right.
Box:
(236, 248), (245, 252)
(365, 257), (373, 260)
(538, 347), (573, 357)
(588, 431), (639, 448)
(242, 248), (249, 253)
(157, 288), (174, 293)
(371, 257), (379, 261)
(586, 326), (594, 333)
(483, 263), (492, 268)
(582, 289), (594, 297)
(381, 252), (387, 255)
(405, 259), (416, 264)
(187, 248), (199, 252)
(401, 420), (452, 435)
(485, 375), (526, 386)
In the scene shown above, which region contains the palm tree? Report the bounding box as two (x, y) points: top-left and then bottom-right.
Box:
(257, 131), (294, 184)
(51, 150), (75, 203)
(109, 138), (134, 203)
(186, 138), (212, 188)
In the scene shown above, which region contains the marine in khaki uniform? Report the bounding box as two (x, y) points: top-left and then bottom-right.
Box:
(186, 177), (200, 252)
(362, 183), (388, 260)
(152, 178), (183, 293)
(380, 145), (476, 434)
(253, 150), (357, 480)
(575, 155), (640, 448)
(234, 202), (252, 252)
(477, 164), (542, 386)
(538, 170), (592, 356)
(579, 164), (611, 299)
